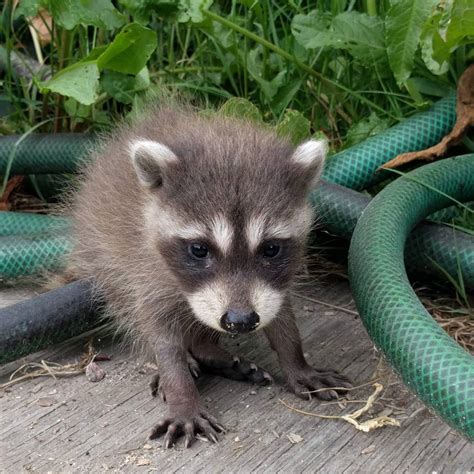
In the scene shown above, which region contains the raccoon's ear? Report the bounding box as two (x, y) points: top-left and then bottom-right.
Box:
(129, 139), (178, 188)
(291, 139), (327, 187)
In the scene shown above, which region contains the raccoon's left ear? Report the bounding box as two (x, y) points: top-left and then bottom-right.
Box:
(291, 139), (327, 187)
(129, 139), (178, 188)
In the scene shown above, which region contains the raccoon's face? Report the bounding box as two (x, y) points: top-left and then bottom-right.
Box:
(129, 122), (326, 334)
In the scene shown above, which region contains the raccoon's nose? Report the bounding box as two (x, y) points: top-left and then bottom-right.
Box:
(220, 310), (260, 334)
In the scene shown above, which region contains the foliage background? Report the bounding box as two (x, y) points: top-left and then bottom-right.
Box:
(0, 0), (473, 148)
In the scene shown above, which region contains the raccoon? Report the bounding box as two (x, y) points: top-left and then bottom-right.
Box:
(70, 104), (350, 448)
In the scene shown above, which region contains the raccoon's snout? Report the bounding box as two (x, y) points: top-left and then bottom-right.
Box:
(220, 310), (260, 334)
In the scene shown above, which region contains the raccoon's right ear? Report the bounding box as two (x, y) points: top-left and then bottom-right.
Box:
(129, 139), (178, 188)
(291, 139), (327, 187)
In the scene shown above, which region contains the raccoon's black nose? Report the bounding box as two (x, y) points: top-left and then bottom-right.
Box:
(220, 310), (260, 334)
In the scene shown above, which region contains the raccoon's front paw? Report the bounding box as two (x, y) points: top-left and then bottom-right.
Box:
(202, 356), (273, 385)
(149, 410), (225, 448)
(286, 365), (351, 401)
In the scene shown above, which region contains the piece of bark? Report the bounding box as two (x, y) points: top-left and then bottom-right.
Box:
(381, 64), (474, 169)
(0, 176), (24, 210)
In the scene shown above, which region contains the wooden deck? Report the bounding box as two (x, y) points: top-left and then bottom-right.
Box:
(1, 277), (472, 473)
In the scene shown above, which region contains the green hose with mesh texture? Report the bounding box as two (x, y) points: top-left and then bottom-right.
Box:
(348, 154), (474, 440)
(1, 93), (468, 281)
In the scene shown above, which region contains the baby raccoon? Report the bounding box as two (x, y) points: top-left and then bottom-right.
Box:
(70, 104), (350, 448)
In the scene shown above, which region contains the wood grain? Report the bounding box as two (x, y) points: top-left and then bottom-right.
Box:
(1, 279), (472, 473)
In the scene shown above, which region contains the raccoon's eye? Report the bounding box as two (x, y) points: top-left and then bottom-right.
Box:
(189, 243), (209, 259)
(262, 242), (280, 258)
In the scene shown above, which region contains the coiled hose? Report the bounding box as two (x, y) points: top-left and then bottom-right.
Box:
(349, 155), (474, 440)
(312, 182), (474, 287)
(0, 93), (468, 281)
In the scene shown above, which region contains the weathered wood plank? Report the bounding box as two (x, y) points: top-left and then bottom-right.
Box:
(1, 279), (472, 473)
(0, 282), (41, 309)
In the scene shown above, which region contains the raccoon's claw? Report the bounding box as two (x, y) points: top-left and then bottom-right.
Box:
(149, 373), (166, 401)
(286, 366), (351, 401)
(149, 411), (225, 448)
(187, 353), (201, 379)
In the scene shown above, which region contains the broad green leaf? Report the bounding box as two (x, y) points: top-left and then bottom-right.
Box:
(178, 0), (213, 23)
(14, 0), (46, 18)
(40, 61), (100, 105)
(219, 98), (262, 122)
(49, 0), (126, 30)
(420, 11), (450, 75)
(331, 12), (386, 63)
(445, 0), (474, 47)
(291, 11), (332, 49)
(386, 0), (438, 85)
(276, 109), (311, 145)
(292, 11), (386, 65)
(97, 23), (157, 75)
(100, 68), (150, 104)
(345, 113), (391, 147)
(64, 98), (91, 120)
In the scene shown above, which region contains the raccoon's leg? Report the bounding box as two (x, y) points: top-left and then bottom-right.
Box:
(264, 305), (351, 401)
(150, 352), (201, 400)
(191, 338), (273, 385)
(148, 338), (225, 448)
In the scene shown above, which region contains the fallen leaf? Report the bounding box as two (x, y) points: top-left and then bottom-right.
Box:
(361, 444), (376, 454)
(37, 397), (57, 407)
(136, 458), (150, 466)
(381, 64), (474, 169)
(286, 433), (304, 444)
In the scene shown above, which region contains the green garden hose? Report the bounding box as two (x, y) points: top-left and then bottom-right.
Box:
(1, 94), (468, 282)
(312, 182), (474, 288)
(0, 234), (71, 278)
(0, 212), (70, 237)
(323, 93), (456, 190)
(1, 133), (94, 175)
(348, 155), (474, 440)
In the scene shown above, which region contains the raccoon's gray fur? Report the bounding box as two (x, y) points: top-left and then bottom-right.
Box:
(69, 103), (350, 448)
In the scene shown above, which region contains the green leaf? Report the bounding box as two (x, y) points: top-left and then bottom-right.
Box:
(178, 0), (213, 23)
(40, 61), (100, 105)
(97, 23), (157, 75)
(247, 48), (287, 102)
(292, 11), (386, 65)
(64, 98), (92, 120)
(445, 0), (474, 47)
(386, 0), (438, 85)
(291, 11), (332, 49)
(276, 109), (311, 145)
(49, 0), (126, 30)
(14, 0), (46, 18)
(100, 68), (150, 104)
(345, 113), (391, 147)
(420, 10), (450, 75)
(218, 98), (262, 122)
(331, 12), (386, 63)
